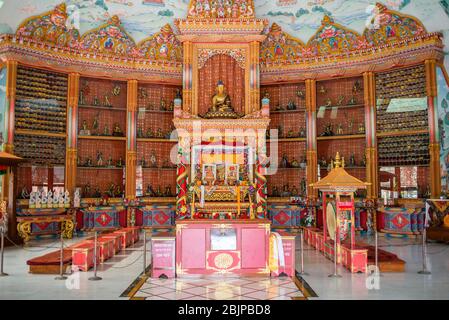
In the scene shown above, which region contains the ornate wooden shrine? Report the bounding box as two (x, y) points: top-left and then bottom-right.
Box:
(0, 1), (446, 243)
(308, 152), (370, 273)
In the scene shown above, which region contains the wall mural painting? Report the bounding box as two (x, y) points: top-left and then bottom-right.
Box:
(437, 67), (449, 194)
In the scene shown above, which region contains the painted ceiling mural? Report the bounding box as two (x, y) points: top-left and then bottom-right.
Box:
(0, 0), (448, 62)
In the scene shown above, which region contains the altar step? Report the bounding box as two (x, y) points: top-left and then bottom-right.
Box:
(26, 227), (141, 274)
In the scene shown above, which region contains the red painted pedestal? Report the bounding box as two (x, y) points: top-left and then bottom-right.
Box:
(176, 220), (271, 276)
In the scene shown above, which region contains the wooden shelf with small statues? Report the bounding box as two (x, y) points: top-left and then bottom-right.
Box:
(316, 76), (365, 142)
(78, 104), (126, 112)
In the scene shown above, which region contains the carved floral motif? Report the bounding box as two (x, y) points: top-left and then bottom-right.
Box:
(260, 23), (305, 63)
(363, 3), (426, 47)
(15, 3), (80, 48)
(187, 0), (255, 19)
(79, 15), (138, 57)
(198, 48), (246, 69)
(307, 16), (361, 56)
(138, 24), (182, 63)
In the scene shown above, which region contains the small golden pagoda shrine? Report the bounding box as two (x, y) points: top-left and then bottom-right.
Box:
(311, 152), (370, 192)
(310, 152), (370, 272)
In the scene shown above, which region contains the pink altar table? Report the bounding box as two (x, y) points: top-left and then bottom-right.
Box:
(175, 219), (271, 276)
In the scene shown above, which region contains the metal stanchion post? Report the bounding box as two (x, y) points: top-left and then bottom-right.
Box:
(328, 239), (341, 278)
(298, 228), (308, 276)
(0, 228), (8, 277)
(89, 231), (102, 281)
(141, 230), (147, 278)
(418, 227), (431, 275)
(55, 232), (67, 280)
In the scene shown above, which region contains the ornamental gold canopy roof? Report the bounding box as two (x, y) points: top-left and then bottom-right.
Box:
(310, 152), (370, 191)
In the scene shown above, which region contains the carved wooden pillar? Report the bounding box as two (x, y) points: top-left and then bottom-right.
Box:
(3, 60), (18, 242)
(3, 60), (17, 204)
(249, 41), (260, 114)
(363, 72), (378, 199)
(65, 73), (80, 195)
(183, 41), (193, 114)
(4, 60), (17, 152)
(425, 59), (441, 198)
(305, 79), (318, 199)
(126, 80), (138, 199)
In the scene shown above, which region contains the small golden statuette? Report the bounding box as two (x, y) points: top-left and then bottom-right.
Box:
(203, 80), (242, 119)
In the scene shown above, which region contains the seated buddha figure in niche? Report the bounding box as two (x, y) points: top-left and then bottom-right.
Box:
(204, 80), (241, 119)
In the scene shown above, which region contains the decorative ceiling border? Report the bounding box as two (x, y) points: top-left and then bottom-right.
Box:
(0, 1), (443, 82)
(259, 3), (430, 66)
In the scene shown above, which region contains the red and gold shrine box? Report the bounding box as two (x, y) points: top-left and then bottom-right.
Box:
(112, 229), (133, 248)
(122, 227), (140, 243)
(341, 244), (368, 273)
(324, 240), (342, 263)
(272, 232), (296, 277)
(86, 238), (115, 263)
(71, 242), (100, 272)
(151, 232), (176, 279)
(101, 233), (123, 254)
(316, 232), (325, 252)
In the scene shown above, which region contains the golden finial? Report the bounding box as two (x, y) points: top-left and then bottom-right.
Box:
(161, 23), (173, 34)
(375, 3), (387, 13)
(334, 152), (341, 168)
(109, 15), (121, 26)
(322, 15), (333, 26)
(330, 159), (334, 169)
(341, 157), (345, 168)
(271, 23), (282, 33)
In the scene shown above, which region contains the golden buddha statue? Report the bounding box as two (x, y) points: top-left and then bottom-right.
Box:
(204, 80), (241, 119)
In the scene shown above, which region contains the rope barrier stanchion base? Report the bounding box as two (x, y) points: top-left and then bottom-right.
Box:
(89, 231), (102, 281)
(417, 270), (431, 275)
(418, 229), (431, 275)
(328, 240), (342, 278)
(298, 228), (309, 276)
(0, 230), (7, 277)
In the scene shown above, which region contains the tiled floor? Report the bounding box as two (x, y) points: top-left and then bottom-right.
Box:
(1, 231), (449, 300)
(134, 276), (303, 300)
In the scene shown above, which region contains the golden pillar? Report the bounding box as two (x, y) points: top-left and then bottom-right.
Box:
(126, 80), (138, 199)
(2, 61), (18, 242)
(305, 79), (318, 199)
(183, 41), (193, 114)
(363, 72), (378, 199)
(425, 59), (441, 198)
(65, 73), (80, 195)
(249, 41), (261, 114)
(3, 61), (17, 199)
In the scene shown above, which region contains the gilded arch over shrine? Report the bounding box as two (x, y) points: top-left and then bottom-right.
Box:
(15, 3), (80, 48)
(197, 48), (246, 69)
(363, 2), (427, 47)
(79, 15), (138, 57)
